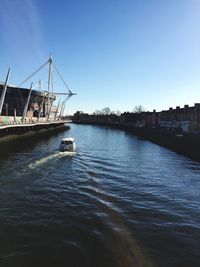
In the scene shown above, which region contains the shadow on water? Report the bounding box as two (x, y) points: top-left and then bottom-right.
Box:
(0, 126), (69, 159)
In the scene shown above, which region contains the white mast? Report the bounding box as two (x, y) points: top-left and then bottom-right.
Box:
(0, 68), (10, 115)
(22, 82), (33, 122)
(54, 99), (60, 121)
(47, 53), (53, 119)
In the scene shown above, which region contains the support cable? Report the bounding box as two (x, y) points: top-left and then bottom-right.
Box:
(18, 59), (50, 87)
(52, 61), (71, 92)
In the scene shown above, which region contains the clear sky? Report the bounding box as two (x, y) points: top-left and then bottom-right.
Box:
(0, 0), (200, 115)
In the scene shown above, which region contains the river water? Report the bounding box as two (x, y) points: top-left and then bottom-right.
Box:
(0, 124), (199, 267)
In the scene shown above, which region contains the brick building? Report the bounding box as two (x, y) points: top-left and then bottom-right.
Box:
(73, 103), (200, 133)
(158, 104), (200, 132)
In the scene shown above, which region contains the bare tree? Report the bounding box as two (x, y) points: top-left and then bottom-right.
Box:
(101, 107), (111, 115)
(93, 110), (102, 115)
(133, 105), (145, 113)
(115, 110), (121, 116)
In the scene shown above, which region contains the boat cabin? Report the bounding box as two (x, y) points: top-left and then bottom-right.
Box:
(59, 137), (76, 152)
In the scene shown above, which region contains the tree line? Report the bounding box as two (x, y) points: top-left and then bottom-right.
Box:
(93, 105), (145, 116)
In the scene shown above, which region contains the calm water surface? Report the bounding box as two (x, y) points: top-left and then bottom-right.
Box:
(0, 124), (200, 267)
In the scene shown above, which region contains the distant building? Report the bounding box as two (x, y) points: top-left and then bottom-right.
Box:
(73, 111), (89, 121)
(120, 104), (200, 132)
(73, 103), (200, 133)
(73, 111), (119, 123)
(158, 104), (200, 132)
(120, 110), (158, 127)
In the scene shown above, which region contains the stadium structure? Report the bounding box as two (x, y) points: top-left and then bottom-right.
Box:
(0, 55), (75, 123)
(0, 56), (76, 137)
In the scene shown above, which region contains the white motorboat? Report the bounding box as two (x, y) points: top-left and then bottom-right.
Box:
(59, 137), (76, 152)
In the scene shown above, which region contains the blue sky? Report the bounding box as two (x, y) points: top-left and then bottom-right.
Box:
(0, 0), (200, 115)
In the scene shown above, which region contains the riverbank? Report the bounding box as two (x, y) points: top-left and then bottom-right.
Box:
(0, 122), (70, 148)
(0, 121), (69, 139)
(0, 124), (70, 159)
(72, 121), (200, 162)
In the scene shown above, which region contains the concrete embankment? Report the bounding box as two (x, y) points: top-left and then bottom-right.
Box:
(72, 121), (200, 162)
(0, 121), (69, 141)
(0, 124), (70, 158)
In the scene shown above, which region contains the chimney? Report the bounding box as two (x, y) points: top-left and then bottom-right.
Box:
(195, 103), (200, 110)
(184, 105), (189, 109)
(169, 107), (173, 111)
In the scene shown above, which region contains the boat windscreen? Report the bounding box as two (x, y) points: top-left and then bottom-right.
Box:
(61, 141), (73, 144)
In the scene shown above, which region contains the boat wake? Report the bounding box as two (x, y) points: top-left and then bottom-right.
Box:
(28, 151), (76, 169)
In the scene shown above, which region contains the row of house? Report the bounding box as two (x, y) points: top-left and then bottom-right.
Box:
(73, 103), (200, 132)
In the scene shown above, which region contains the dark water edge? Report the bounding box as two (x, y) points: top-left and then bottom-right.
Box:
(0, 123), (69, 138)
(0, 124), (200, 267)
(72, 121), (200, 162)
(0, 125), (69, 158)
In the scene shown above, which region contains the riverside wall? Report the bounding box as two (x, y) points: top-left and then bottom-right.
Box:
(72, 120), (200, 162)
(0, 121), (69, 140)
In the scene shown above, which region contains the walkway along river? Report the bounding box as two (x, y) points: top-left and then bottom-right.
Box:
(0, 124), (200, 267)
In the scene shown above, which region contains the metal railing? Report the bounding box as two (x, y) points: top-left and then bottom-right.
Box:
(0, 118), (66, 127)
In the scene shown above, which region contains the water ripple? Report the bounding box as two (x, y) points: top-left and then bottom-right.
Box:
(0, 124), (200, 266)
